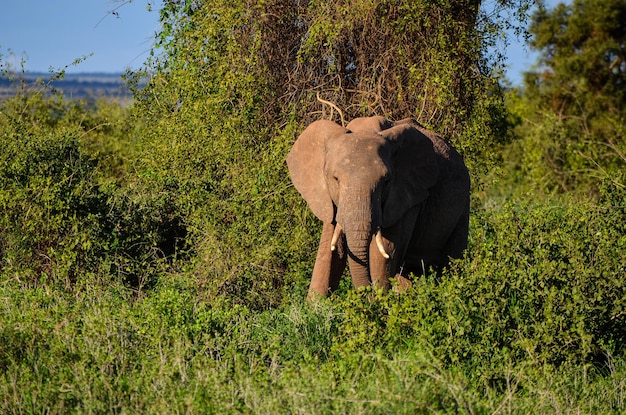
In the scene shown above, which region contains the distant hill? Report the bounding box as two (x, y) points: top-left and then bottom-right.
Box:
(0, 72), (134, 101)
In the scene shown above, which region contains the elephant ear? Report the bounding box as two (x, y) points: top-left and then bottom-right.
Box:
(380, 124), (440, 227)
(287, 120), (347, 222)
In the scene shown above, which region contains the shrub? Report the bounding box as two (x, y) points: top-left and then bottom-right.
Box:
(331, 195), (626, 376)
(0, 92), (185, 289)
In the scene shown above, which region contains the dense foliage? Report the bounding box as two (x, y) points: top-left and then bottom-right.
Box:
(124, 0), (531, 305)
(1, 196), (625, 413)
(502, 0), (626, 196)
(0, 88), (186, 291)
(1, 0), (625, 412)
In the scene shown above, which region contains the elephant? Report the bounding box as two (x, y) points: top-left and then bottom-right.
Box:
(287, 116), (470, 299)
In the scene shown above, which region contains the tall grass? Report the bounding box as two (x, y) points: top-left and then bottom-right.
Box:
(2, 268), (626, 414)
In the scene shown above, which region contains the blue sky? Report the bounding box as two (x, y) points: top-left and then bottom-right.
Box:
(1, 1), (159, 74)
(1, 1), (562, 83)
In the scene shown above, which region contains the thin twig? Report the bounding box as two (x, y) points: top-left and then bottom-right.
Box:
(316, 92), (345, 126)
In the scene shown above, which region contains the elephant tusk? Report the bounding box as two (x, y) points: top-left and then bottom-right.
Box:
(330, 223), (343, 252)
(375, 230), (390, 259)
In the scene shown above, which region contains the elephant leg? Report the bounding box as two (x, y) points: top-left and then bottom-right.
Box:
(369, 236), (393, 291)
(308, 222), (347, 300)
(369, 205), (420, 291)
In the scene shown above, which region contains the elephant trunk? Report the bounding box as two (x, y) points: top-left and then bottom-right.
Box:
(344, 228), (372, 289)
(337, 187), (387, 289)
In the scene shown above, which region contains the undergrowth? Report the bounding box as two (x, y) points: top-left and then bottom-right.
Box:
(2, 190), (625, 413)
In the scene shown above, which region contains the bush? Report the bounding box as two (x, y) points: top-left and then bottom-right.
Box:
(1, 187), (625, 412)
(0, 92), (185, 289)
(331, 194), (626, 374)
(0, 94), (102, 282)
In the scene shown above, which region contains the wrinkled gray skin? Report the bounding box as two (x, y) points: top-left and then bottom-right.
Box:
(287, 116), (470, 299)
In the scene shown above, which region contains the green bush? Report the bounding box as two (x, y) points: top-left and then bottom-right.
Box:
(0, 92), (185, 289)
(330, 195), (626, 374)
(3, 259), (626, 414)
(0, 94), (102, 282)
(1, 182), (625, 412)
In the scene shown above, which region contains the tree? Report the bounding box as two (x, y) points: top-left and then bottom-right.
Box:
(124, 0), (532, 305)
(530, 0), (626, 115)
(131, 0), (530, 149)
(506, 0), (626, 196)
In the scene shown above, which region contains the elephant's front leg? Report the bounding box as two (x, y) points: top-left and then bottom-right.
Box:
(369, 235), (412, 292)
(308, 222), (347, 300)
(369, 235), (393, 291)
(369, 206), (420, 292)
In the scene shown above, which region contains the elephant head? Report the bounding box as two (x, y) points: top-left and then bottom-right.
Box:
(287, 116), (441, 292)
